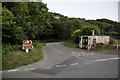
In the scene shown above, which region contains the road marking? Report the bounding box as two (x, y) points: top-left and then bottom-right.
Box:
(91, 57), (120, 62)
(82, 54), (86, 56)
(46, 43), (49, 45)
(72, 52), (76, 54)
(47, 43), (59, 45)
(90, 53), (94, 55)
(56, 65), (66, 67)
(72, 54), (80, 58)
(77, 54), (81, 56)
(70, 63), (79, 66)
(8, 69), (20, 72)
(24, 68), (35, 71)
(85, 53), (94, 56)
(43, 66), (52, 69)
(72, 52), (94, 57)
(81, 52), (85, 54)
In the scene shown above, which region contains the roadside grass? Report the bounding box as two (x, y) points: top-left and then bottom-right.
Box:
(2, 41), (45, 70)
(63, 40), (119, 53)
(39, 39), (62, 43)
(63, 40), (78, 48)
(0, 46), (2, 71)
(114, 39), (120, 45)
(91, 44), (117, 51)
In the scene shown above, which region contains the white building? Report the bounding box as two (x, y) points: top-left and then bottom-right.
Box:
(79, 35), (110, 50)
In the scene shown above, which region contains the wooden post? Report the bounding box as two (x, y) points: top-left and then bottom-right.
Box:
(25, 49), (29, 53)
(117, 45), (118, 50)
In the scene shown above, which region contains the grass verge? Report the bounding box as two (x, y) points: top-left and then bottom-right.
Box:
(63, 40), (78, 48)
(91, 39), (120, 52)
(2, 41), (45, 70)
(63, 40), (119, 53)
(0, 46), (2, 71)
(91, 44), (118, 51)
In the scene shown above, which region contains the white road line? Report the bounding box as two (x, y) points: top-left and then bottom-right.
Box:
(8, 69), (20, 72)
(90, 53), (94, 55)
(24, 68), (35, 71)
(82, 52), (85, 54)
(82, 54), (86, 56)
(46, 43), (49, 45)
(72, 52), (76, 54)
(72, 54), (80, 58)
(70, 63), (79, 66)
(77, 54), (81, 56)
(43, 66), (52, 69)
(56, 65), (66, 67)
(91, 57), (120, 62)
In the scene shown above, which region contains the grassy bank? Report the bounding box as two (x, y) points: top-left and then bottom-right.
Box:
(2, 41), (45, 70)
(63, 40), (119, 52)
(63, 40), (78, 48)
(91, 44), (118, 51)
(0, 46), (2, 71)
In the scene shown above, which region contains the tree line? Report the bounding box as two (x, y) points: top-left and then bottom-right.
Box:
(2, 2), (120, 44)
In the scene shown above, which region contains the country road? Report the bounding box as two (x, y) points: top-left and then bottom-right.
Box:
(2, 42), (119, 78)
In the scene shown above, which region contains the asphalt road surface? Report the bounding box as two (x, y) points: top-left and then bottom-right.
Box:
(2, 42), (119, 78)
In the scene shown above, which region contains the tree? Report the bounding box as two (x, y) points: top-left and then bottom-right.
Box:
(66, 18), (83, 33)
(50, 12), (69, 40)
(96, 19), (119, 35)
(27, 2), (52, 39)
(6, 2), (52, 40)
(2, 7), (27, 44)
(87, 19), (114, 35)
(81, 25), (100, 35)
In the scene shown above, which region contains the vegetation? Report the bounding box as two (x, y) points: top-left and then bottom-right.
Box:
(91, 44), (118, 52)
(2, 2), (120, 44)
(63, 40), (78, 48)
(2, 2), (120, 70)
(81, 25), (100, 35)
(72, 29), (81, 43)
(0, 50), (1, 65)
(2, 41), (45, 70)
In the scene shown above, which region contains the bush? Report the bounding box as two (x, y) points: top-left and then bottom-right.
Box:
(106, 31), (120, 37)
(110, 38), (115, 44)
(63, 40), (78, 48)
(72, 29), (81, 43)
(2, 44), (21, 54)
(81, 25), (100, 35)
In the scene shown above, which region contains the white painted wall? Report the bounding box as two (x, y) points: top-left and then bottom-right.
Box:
(95, 36), (110, 44)
(79, 35), (110, 50)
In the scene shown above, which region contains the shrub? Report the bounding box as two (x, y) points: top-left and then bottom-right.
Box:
(2, 44), (21, 54)
(110, 38), (115, 44)
(72, 29), (81, 43)
(81, 25), (100, 35)
(106, 31), (120, 37)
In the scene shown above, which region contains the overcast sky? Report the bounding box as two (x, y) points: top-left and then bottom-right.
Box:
(43, 0), (119, 22)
